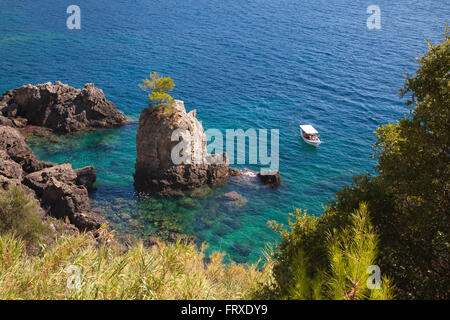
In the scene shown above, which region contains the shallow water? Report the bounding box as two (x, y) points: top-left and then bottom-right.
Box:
(1, 0), (448, 262)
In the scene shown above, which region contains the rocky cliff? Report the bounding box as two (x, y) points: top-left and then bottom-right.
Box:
(0, 82), (127, 133)
(0, 125), (104, 232)
(134, 100), (229, 194)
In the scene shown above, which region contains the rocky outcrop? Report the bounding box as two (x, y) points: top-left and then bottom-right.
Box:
(0, 82), (127, 133)
(22, 158), (56, 174)
(23, 164), (78, 196)
(258, 171), (282, 186)
(227, 168), (282, 189)
(0, 125), (105, 232)
(0, 125), (34, 163)
(134, 100), (229, 194)
(0, 150), (23, 180)
(75, 166), (96, 190)
(23, 164), (104, 231)
(0, 115), (13, 127)
(228, 168), (242, 176)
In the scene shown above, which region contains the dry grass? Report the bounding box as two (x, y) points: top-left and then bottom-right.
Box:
(0, 232), (273, 300)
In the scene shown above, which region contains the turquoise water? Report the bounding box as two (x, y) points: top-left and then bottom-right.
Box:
(1, 0), (448, 263)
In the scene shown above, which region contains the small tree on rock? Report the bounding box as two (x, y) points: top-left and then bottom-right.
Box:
(139, 72), (175, 107)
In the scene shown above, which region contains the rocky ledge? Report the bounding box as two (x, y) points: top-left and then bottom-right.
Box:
(0, 125), (104, 232)
(134, 100), (229, 195)
(228, 168), (282, 187)
(0, 81), (127, 133)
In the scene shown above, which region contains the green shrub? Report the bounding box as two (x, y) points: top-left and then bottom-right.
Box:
(269, 203), (394, 300)
(0, 185), (45, 244)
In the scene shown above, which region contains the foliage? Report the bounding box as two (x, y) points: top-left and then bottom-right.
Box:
(268, 27), (449, 299)
(372, 25), (449, 299)
(0, 233), (273, 300)
(0, 185), (45, 244)
(325, 203), (393, 300)
(139, 72), (175, 107)
(270, 204), (394, 300)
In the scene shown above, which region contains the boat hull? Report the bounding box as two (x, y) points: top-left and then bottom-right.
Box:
(301, 135), (321, 146)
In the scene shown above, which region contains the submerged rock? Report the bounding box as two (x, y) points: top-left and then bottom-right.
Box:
(189, 184), (213, 199)
(0, 82), (127, 133)
(219, 191), (247, 209)
(220, 191), (242, 201)
(134, 100), (229, 194)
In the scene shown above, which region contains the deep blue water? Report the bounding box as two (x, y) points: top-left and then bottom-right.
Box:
(1, 0), (448, 263)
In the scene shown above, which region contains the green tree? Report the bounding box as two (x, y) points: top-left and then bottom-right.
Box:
(139, 72), (175, 106)
(272, 204), (394, 300)
(371, 25), (450, 299)
(268, 26), (449, 300)
(325, 203), (393, 300)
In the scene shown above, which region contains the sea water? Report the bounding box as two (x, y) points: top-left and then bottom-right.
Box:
(1, 0), (448, 263)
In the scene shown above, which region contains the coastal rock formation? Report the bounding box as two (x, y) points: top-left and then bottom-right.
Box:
(22, 158), (56, 174)
(134, 100), (229, 194)
(258, 171), (282, 186)
(0, 115), (13, 127)
(0, 150), (23, 180)
(0, 82), (127, 133)
(227, 168), (282, 189)
(23, 164), (104, 231)
(75, 166), (96, 190)
(0, 125), (34, 163)
(0, 125), (105, 232)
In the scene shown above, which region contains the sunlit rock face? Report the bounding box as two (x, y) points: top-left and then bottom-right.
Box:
(0, 82), (127, 133)
(0, 125), (104, 232)
(134, 100), (229, 195)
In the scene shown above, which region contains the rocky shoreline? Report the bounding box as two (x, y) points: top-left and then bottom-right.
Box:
(0, 82), (127, 133)
(0, 81), (128, 238)
(0, 125), (105, 234)
(0, 82), (281, 244)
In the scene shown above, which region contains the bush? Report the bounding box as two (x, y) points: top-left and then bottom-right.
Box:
(0, 185), (45, 244)
(268, 203), (394, 300)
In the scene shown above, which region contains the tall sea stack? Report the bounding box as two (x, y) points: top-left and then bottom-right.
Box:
(134, 100), (229, 195)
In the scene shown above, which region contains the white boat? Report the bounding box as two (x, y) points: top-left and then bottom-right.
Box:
(300, 124), (322, 146)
